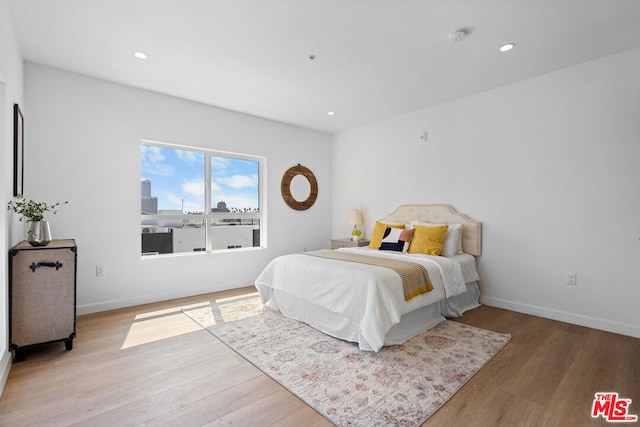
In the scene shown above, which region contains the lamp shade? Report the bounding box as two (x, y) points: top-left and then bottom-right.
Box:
(349, 208), (364, 226)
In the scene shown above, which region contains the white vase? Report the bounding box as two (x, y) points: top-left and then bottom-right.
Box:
(352, 234), (360, 242)
(28, 221), (52, 246)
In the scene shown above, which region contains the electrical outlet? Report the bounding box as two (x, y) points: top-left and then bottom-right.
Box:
(567, 272), (577, 286)
(96, 265), (106, 277)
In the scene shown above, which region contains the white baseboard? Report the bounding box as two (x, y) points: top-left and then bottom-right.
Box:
(480, 296), (640, 339)
(0, 350), (11, 398)
(76, 284), (249, 315)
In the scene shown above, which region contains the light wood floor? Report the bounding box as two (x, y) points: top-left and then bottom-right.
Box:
(1, 286), (638, 426)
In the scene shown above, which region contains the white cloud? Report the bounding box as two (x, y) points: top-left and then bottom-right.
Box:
(217, 174), (258, 189)
(141, 145), (165, 163)
(176, 150), (201, 164)
(164, 191), (203, 213)
(163, 192), (184, 210)
(182, 178), (204, 197)
(141, 145), (173, 176)
(211, 156), (230, 170)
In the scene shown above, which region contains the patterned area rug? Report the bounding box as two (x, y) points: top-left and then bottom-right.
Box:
(183, 293), (510, 427)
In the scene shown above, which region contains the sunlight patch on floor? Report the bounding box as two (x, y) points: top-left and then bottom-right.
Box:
(120, 292), (264, 349)
(181, 291), (264, 329)
(133, 301), (211, 320)
(121, 301), (212, 349)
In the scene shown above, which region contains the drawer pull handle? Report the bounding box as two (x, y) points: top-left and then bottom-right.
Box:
(29, 261), (63, 272)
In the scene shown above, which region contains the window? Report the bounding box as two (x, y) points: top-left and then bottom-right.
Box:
(140, 141), (264, 256)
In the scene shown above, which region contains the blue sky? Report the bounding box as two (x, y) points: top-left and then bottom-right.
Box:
(141, 145), (259, 213)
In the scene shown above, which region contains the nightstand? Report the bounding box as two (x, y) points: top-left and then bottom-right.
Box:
(331, 238), (370, 249)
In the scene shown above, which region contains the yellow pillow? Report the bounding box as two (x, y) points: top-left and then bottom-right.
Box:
(408, 224), (449, 255)
(368, 221), (405, 249)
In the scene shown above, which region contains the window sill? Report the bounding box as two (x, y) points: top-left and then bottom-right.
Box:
(141, 245), (265, 259)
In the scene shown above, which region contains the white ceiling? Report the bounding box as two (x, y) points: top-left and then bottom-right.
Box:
(9, 0), (640, 134)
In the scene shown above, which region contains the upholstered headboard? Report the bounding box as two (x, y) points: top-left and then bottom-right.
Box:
(379, 204), (482, 256)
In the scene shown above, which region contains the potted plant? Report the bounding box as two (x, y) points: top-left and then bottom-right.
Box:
(7, 199), (69, 246)
(351, 227), (362, 242)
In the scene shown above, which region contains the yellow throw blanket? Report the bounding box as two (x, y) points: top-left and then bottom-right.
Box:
(305, 250), (433, 301)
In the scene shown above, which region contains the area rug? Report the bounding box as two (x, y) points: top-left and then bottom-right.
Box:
(183, 296), (510, 427)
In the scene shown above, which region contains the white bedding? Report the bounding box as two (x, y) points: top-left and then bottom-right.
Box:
(255, 247), (473, 352)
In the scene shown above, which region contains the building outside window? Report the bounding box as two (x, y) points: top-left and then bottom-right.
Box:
(140, 141), (264, 256)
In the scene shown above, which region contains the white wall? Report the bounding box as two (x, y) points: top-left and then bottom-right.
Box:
(23, 63), (332, 314)
(0, 0), (24, 395)
(332, 47), (640, 338)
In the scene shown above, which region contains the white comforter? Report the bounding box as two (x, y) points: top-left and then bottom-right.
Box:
(255, 247), (467, 351)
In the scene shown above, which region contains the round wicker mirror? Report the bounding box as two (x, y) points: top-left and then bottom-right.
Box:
(281, 164), (318, 211)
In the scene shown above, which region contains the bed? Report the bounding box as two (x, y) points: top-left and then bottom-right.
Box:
(255, 204), (482, 352)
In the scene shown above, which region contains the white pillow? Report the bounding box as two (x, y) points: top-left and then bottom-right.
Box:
(410, 221), (463, 256)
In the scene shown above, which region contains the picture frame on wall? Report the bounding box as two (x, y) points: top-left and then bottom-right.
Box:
(13, 103), (24, 198)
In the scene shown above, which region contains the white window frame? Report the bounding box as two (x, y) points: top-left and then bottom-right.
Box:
(141, 139), (266, 256)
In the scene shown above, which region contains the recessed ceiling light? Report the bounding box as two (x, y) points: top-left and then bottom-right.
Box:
(448, 29), (468, 43)
(327, 111), (335, 116)
(134, 52), (148, 59)
(499, 43), (515, 52)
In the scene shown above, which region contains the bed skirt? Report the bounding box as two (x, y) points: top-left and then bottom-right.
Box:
(264, 281), (480, 349)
